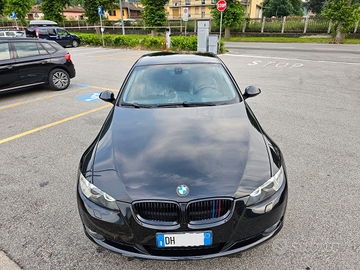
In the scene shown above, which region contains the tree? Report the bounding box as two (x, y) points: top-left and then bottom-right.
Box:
(82, 0), (113, 25)
(263, 0), (294, 17)
(289, 0), (304, 16)
(0, 0), (5, 15)
(322, 0), (360, 43)
(40, 0), (71, 25)
(140, 0), (168, 37)
(3, 0), (35, 25)
(210, 0), (245, 39)
(303, 0), (326, 14)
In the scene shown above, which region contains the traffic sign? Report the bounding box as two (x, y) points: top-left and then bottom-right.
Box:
(183, 8), (188, 22)
(98, 6), (102, 15)
(11, 12), (16, 19)
(217, 0), (227, 12)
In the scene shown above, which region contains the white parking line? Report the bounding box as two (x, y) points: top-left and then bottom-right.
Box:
(220, 53), (360, 65)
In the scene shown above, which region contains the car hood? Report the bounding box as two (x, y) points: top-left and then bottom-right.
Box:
(91, 103), (271, 202)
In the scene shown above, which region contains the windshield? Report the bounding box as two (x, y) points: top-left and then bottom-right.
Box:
(121, 64), (239, 106)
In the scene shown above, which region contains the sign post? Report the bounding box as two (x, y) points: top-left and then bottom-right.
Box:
(98, 6), (105, 47)
(183, 8), (188, 42)
(119, 0), (125, 36)
(11, 12), (18, 30)
(217, 0), (226, 53)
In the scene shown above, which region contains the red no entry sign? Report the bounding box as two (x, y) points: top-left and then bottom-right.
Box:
(217, 0), (227, 12)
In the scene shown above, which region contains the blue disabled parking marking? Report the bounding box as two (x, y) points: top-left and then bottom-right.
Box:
(74, 92), (101, 102)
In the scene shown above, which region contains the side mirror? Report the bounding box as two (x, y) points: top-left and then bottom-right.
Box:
(243, 86), (261, 100)
(99, 91), (115, 104)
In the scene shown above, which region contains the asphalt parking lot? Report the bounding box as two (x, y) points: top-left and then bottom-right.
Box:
(1, 44), (360, 269)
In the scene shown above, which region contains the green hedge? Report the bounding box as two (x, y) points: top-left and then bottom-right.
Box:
(75, 33), (225, 53)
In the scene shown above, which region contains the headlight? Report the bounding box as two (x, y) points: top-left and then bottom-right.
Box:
(246, 167), (284, 206)
(79, 173), (119, 211)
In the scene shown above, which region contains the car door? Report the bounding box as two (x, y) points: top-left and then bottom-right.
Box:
(0, 42), (20, 91)
(56, 28), (72, 47)
(13, 41), (51, 86)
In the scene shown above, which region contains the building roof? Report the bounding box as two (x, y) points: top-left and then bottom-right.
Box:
(63, 5), (85, 13)
(30, 5), (42, 13)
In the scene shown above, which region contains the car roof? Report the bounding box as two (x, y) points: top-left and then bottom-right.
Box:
(135, 52), (221, 66)
(0, 37), (56, 43)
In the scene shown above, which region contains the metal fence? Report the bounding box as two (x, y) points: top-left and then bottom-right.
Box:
(1, 17), (359, 34)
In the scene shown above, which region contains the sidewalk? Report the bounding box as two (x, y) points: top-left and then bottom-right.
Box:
(0, 251), (21, 270)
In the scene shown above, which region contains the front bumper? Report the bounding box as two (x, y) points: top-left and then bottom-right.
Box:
(77, 179), (287, 260)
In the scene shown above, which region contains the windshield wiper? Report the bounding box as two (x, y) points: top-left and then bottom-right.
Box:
(120, 102), (153, 108)
(157, 101), (217, 107)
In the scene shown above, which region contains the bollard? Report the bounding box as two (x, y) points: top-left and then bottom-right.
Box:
(161, 39), (168, 52)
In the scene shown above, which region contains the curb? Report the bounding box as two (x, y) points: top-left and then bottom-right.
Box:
(0, 251), (22, 270)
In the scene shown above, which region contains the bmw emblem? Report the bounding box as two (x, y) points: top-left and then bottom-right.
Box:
(176, 185), (189, 197)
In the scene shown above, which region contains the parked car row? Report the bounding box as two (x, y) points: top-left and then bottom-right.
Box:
(0, 21), (80, 93)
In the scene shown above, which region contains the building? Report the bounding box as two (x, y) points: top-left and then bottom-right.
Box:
(166, 0), (264, 20)
(243, 0), (264, 18)
(167, 0), (216, 20)
(28, 5), (85, 21)
(63, 5), (85, 21)
(107, 2), (143, 21)
(28, 5), (44, 20)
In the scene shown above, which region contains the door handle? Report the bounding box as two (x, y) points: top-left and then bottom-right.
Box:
(41, 61), (48, 64)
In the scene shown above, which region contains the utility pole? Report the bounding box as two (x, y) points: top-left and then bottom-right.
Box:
(119, 0), (125, 36)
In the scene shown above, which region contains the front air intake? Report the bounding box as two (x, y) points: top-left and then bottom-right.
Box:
(187, 199), (232, 221)
(133, 201), (180, 222)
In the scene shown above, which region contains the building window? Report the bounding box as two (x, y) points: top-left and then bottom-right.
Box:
(195, 7), (199, 14)
(201, 7), (205, 18)
(202, 0), (205, 4)
(185, 0), (190, 5)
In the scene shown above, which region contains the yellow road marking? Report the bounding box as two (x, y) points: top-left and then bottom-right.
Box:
(92, 86), (119, 92)
(0, 104), (112, 145)
(0, 86), (118, 110)
(0, 86), (90, 110)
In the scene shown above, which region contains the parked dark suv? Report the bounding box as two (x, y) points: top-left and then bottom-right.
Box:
(26, 20), (80, 48)
(0, 37), (76, 93)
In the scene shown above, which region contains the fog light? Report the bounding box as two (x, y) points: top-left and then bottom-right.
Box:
(85, 226), (105, 241)
(263, 221), (280, 234)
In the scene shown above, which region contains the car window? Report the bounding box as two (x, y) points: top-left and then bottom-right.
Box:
(37, 43), (49, 55)
(48, 28), (57, 36)
(39, 29), (47, 35)
(57, 29), (68, 36)
(5, 31), (15, 37)
(0, 32), (4, 36)
(121, 64), (239, 105)
(14, 42), (39, 58)
(41, 42), (57, 54)
(0, 43), (11, 60)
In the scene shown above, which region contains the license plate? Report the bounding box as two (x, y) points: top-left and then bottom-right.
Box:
(156, 231), (212, 247)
